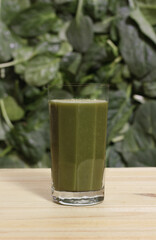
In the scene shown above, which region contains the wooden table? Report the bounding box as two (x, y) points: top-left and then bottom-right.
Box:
(0, 168), (156, 240)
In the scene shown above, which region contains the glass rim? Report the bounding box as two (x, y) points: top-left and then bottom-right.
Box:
(48, 83), (109, 89)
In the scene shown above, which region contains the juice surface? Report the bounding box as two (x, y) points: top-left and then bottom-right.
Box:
(49, 99), (108, 192)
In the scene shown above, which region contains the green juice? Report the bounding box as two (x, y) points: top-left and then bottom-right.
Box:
(49, 99), (108, 192)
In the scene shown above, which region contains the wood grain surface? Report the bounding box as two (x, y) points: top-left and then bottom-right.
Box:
(0, 168), (156, 240)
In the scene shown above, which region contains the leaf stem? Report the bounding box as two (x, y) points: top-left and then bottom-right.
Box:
(0, 60), (21, 69)
(0, 146), (13, 158)
(0, 48), (46, 69)
(114, 56), (122, 64)
(110, 56), (122, 68)
(0, 99), (13, 129)
(126, 84), (132, 99)
(76, 0), (83, 23)
(128, 0), (135, 9)
(107, 39), (118, 57)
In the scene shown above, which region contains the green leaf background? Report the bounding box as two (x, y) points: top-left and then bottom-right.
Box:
(0, 0), (156, 168)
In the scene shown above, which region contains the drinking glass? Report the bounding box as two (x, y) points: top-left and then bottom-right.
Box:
(48, 84), (109, 206)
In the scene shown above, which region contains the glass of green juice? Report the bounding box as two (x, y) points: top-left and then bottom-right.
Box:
(48, 84), (109, 206)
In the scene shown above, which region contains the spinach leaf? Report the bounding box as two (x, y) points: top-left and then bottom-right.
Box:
(84, 0), (108, 20)
(143, 81), (156, 97)
(107, 146), (126, 167)
(23, 86), (41, 102)
(7, 125), (47, 164)
(66, 15), (94, 53)
(61, 52), (82, 74)
(117, 101), (156, 167)
(78, 83), (104, 99)
(142, 69), (156, 97)
(2, 0), (30, 25)
(75, 42), (115, 81)
(0, 154), (28, 168)
(25, 55), (60, 86)
(13, 46), (37, 62)
(3, 96), (24, 121)
(6, 95), (50, 164)
(57, 42), (73, 56)
(48, 72), (64, 89)
(139, 4), (156, 25)
(134, 101), (156, 141)
(118, 129), (156, 167)
(53, 0), (77, 16)
(0, 22), (24, 62)
(107, 90), (133, 144)
(118, 7), (156, 78)
(10, 4), (57, 37)
(0, 118), (9, 141)
(130, 8), (156, 44)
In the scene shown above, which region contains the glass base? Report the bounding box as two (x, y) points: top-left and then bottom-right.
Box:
(52, 187), (104, 206)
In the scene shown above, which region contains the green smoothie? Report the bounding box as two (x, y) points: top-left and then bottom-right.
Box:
(49, 99), (108, 192)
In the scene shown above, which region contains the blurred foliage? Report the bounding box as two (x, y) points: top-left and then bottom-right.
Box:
(0, 0), (156, 168)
